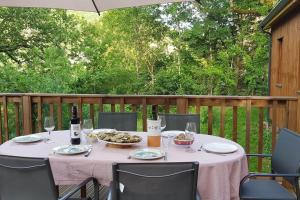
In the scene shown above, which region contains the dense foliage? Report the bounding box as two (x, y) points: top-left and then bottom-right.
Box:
(0, 0), (276, 95)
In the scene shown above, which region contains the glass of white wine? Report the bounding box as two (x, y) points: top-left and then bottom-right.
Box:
(44, 116), (55, 143)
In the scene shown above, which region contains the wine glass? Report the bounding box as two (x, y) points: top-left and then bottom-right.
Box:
(161, 133), (172, 161)
(44, 116), (55, 143)
(158, 115), (166, 131)
(82, 119), (93, 144)
(185, 122), (196, 152)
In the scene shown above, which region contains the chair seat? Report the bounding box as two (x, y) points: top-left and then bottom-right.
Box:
(107, 190), (201, 200)
(240, 179), (296, 200)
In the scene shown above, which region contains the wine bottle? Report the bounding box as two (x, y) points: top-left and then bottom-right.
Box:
(70, 105), (81, 145)
(152, 105), (157, 120)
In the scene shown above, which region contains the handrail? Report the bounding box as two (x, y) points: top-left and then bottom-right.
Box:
(0, 93), (299, 172)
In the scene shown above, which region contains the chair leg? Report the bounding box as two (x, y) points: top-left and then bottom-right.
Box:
(93, 178), (99, 200)
(81, 185), (87, 198)
(295, 182), (300, 200)
(56, 185), (59, 198)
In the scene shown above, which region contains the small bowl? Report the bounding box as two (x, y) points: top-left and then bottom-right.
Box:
(174, 139), (194, 145)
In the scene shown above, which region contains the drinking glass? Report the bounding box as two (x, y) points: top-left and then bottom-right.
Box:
(82, 119), (93, 144)
(185, 122), (196, 152)
(44, 116), (55, 143)
(158, 115), (166, 131)
(161, 133), (172, 161)
(82, 119), (93, 134)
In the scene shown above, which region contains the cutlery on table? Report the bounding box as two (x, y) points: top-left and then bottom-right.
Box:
(164, 152), (168, 161)
(198, 145), (203, 151)
(84, 147), (92, 157)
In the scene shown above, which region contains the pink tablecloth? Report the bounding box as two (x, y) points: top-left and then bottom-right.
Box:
(0, 131), (248, 200)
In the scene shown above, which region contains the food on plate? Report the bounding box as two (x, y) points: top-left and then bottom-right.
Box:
(174, 133), (194, 145)
(88, 131), (142, 143)
(175, 133), (193, 141)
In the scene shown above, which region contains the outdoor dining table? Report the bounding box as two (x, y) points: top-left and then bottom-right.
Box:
(0, 130), (248, 200)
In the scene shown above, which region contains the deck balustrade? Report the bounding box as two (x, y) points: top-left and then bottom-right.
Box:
(0, 93), (299, 172)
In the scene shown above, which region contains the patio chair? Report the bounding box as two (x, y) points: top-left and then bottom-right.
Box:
(0, 155), (99, 200)
(239, 128), (300, 200)
(108, 162), (201, 200)
(98, 112), (137, 131)
(160, 113), (200, 133)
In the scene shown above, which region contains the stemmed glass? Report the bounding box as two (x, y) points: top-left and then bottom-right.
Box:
(158, 115), (166, 131)
(44, 116), (55, 143)
(185, 122), (196, 152)
(82, 119), (93, 144)
(161, 133), (172, 161)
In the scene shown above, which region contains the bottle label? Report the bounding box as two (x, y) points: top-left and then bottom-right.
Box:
(71, 124), (81, 139)
(147, 119), (161, 135)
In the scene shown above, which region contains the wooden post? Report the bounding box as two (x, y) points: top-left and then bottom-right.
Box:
(176, 98), (188, 114)
(232, 106), (238, 142)
(220, 100), (225, 138)
(37, 97), (42, 132)
(57, 97), (62, 130)
(120, 98), (125, 112)
(245, 99), (251, 154)
(208, 106), (213, 135)
(14, 103), (20, 136)
(3, 96), (8, 141)
(142, 98), (147, 132)
(258, 107), (264, 172)
(297, 96), (300, 133)
(89, 104), (95, 127)
(22, 95), (32, 135)
(272, 100), (278, 151)
(0, 104), (2, 144)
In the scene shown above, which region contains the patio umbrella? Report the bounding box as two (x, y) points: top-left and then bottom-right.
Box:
(0, 0), (196, 15)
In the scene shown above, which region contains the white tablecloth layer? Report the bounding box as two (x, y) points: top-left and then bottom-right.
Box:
(0, 131), (248, 200)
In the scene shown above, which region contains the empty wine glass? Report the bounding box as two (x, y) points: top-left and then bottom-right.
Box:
(82, 119), (93, 134)
(44, 116), (55, 143)
(185, 122), (196, 152)
(158, 115), (166, 131)
(82, 119), (93, 144)
(161, 133), (172, 161)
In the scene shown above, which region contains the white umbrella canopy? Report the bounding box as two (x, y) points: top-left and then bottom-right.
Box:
(0, 0), (196, 14)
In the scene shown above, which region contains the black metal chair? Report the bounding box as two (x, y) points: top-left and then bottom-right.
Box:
(0, 155), (99, 200)
(108, 162), (201, 200)
(160, 113), (200, 133)
(98, 112), (137, 131)
(240, 128), (300, 200)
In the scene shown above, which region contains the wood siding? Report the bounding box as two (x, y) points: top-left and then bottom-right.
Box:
(270, 6), (300, 131)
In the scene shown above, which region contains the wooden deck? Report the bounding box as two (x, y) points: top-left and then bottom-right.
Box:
(59, 184), (108, 200)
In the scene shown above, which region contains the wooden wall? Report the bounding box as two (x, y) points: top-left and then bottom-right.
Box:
(270, 6), (300, 131)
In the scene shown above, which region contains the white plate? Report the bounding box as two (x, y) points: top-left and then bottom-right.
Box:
(92, 129), (116, 134)
(203, 142), (238, 154)
(53, 145), (90, 155)
(104, 140), (142, 146)
(162, 130), (184, 138)
(130, 148), (165, 160)
(12, 135), (42, 143)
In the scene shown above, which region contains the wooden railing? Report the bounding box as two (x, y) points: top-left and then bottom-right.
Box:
(0, 93), (299, 171)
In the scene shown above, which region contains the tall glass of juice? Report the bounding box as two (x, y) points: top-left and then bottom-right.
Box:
(147, 119), (161, 147)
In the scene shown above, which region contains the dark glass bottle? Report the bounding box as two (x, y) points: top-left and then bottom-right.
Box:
(70, 105), (81, 145)
(152, 105), (158, 120)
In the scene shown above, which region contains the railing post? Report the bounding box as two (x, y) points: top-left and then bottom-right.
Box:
(176, 98), (188, 114)
(22, 95), (32, 135)
(297, 95), (300, 133)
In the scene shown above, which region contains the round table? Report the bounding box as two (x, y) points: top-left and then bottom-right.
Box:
(0, 131), (248, 200)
